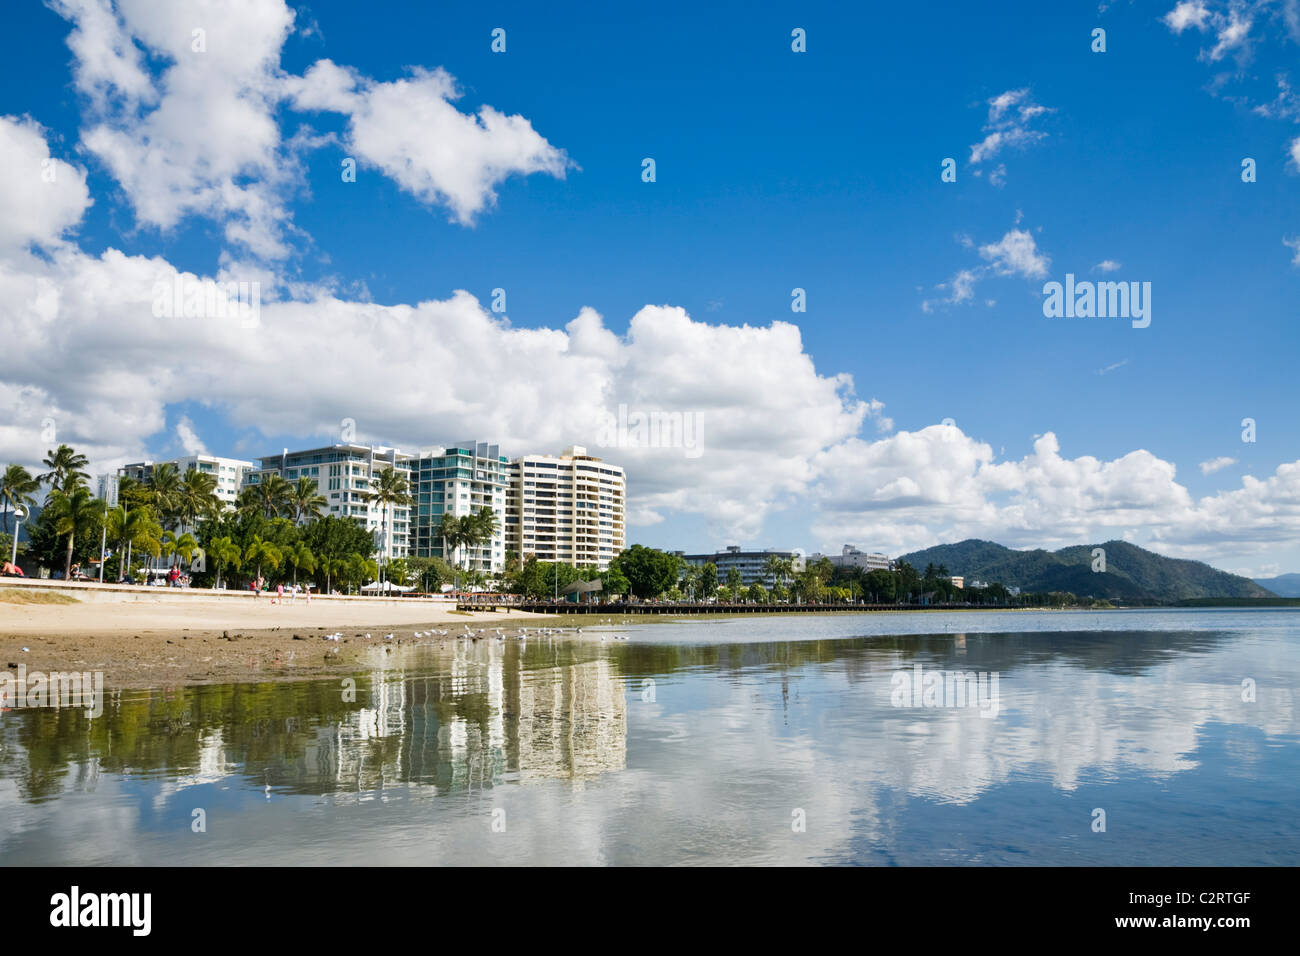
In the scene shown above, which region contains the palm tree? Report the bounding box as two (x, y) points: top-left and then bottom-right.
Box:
(39, 444), (90, 495)
(163, 530), (199, 569)
(320, 553), (347, 594)
(286, 542), (315, 586)
(210, 535), (243, 589)
(144, 462), (184, 531)
(764, 553), (786, 589)
(1, 464), (40, 533)
(240, 473), (292, 519)
(361, 466), (413, 572)
(466, 506), (499, 570)
(343, 553), (378, 594)
(438, 512), (467, 575)
(244, 535), (282, 582)
(288, 476), (328, 524)
(115, 475), (150, 510)
(176, 468), (221, 531)
(105, 505), (161, 581)
(46, 485), (102, 579)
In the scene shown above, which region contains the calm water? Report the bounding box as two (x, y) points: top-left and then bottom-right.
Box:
(2, 608), (1297, 865)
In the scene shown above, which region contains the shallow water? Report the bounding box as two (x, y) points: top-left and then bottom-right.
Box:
(1, 608), (1297, 865)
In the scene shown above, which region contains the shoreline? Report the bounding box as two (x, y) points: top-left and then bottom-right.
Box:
(0, 582), (1206, 692)
(0, 583), (556, 690)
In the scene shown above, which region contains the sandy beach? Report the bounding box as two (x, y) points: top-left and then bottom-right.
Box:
(0, 580), (547, 689)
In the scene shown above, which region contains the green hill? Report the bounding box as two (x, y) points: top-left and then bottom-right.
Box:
(897, 539), (1274, 603)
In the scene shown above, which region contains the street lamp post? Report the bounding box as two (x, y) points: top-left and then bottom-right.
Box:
(11, 505), (27, 566)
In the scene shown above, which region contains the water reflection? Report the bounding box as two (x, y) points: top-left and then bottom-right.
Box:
(1, 612), (1298, 865)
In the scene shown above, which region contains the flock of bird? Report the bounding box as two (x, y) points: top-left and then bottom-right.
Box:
(319, 622), (629, 643)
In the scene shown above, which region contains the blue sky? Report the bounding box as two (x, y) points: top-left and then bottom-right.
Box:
(2, 0), (1298, 577)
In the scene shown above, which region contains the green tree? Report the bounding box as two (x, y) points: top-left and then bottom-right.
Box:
(176, 468), (221, 532)
(163, 530), (199, 568)
(287, 542), (316, 586)
(39, 444), (90, 495)
(288, 476), (328, 524)
(467, 506), (500, 568)
(239, 473), (292, 520)
(144, 462), (184, 530)
(407, 555), (454, 593)
(210, 535), (243, 589)
(46, 485), (102, 578)
(360, 466), (413, 570)
(1, 464), (40, 533)
(244, 534), (283, 582)
(725, 566), (743, 594)
(894, 560), (921, 603)
(699, 562), (718, 599)
(610, 545), (681, 599)
(600, 566), (630, 598)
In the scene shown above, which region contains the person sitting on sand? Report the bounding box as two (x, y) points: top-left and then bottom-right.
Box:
(1, 560), (23, 577)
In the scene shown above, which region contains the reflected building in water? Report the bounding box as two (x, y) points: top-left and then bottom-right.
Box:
(302, 643), (626, 794)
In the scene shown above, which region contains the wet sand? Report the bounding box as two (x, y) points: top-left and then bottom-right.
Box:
(0, 585), (551, 689)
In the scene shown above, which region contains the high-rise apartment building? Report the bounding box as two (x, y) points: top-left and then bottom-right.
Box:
(409, 441), (509, 573)
(506, 446), (626, 570)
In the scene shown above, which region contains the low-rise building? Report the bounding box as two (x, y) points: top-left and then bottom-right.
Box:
(808, 544), (892, 572)
(682, 545), (805, 587)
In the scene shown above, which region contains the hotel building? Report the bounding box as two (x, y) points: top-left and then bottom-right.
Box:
(681, 545), (805, 587)
(506, 446), (626, 570)
(119, 454), (254, 508)
(245, 444), (413, 560)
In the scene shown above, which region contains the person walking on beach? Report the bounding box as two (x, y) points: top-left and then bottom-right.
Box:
(274, 582), (284, 605)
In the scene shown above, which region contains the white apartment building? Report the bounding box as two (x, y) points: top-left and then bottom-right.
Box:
(245, 444), (413, 560)
(119, 454), (254, 507)
(808, 544), (893, 572)
(506, 446), (626, 570)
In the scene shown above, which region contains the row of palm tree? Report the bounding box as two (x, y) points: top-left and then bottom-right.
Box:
(33, 446), (96, 579)
(206, 532), (373, 593)
(437, 506), (500, 576)
(234, 473), (328, 523)
(7, 447), (424, 587)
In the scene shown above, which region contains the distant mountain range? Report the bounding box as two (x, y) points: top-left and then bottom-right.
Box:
(897, 539), (1274, 603)
(1252, 573), (1300, 598)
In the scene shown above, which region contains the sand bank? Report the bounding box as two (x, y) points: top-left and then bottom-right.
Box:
(0, 581), (552, 689)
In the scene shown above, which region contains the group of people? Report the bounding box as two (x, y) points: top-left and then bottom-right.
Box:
(1, 560), (24, 577)
(249, 577), (311, 604)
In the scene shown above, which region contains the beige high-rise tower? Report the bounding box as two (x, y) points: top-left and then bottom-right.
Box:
(506, 446), (626, 570)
